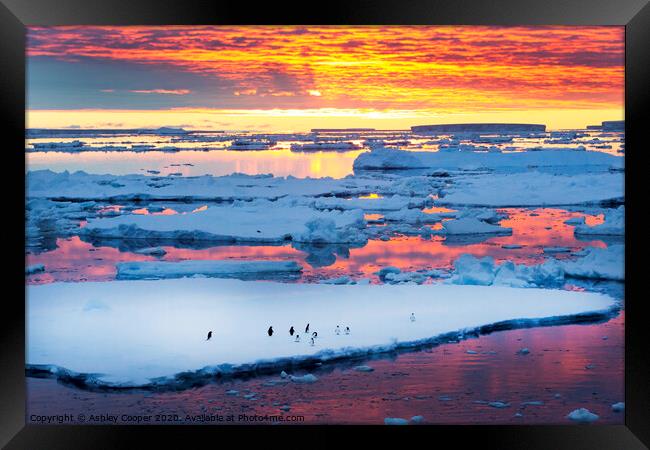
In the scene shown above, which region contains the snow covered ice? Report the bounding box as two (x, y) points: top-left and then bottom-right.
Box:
(116, 260), (303, 280)
(26, 278), (617, 388)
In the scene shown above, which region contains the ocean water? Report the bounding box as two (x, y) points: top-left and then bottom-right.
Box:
(24, 129), (625, 425)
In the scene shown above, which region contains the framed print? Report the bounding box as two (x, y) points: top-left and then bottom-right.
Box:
(1, 0), (648, 447)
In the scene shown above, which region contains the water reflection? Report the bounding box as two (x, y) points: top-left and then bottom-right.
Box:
(26, 312), (624, 424)
(26, 208), (609, 284)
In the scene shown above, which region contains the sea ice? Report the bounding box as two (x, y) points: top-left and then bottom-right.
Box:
(82, 204), (367, 244)
(611, 402), (625, 412)
(566, 408), (599, 423)
(384, 418), (409, 425)
(560, 245), (624, 281)
(354, 148), (623, 172)
(26, 278), (617, 388)
(116, 260), (303, 280)
(26, 264), (45, 275)
(438, 172), (624, 207)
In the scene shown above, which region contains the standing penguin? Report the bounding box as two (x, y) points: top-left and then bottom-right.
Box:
(410, 313), (416, 322)
(345, 326), (350, 335)
(206, 331), (212, 341)
(310, 337), (315, 346)
(305, 323), (310, 334)
(294, 334), (300, 342)
(335, 325), (340, 335)
(268, 326), (274, 336)
(289, 326), (295, 336)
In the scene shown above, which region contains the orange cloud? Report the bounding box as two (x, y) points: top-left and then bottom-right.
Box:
(28, 26), (624, 112)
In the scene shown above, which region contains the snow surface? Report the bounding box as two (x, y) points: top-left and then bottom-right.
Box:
(353, 148), (623, 172)
(560, 245), (624, 281)
(116, 260), (303, 280)
(81, 204), (367, 244)
(438, 172), (624, 207)
(27, 170), (391, 202)
(26, 278), (616, 388)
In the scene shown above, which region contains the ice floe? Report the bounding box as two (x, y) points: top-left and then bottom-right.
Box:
(448, 244), (623, 286)
(81, 205), (367, 244)
(560, 245), (624, 281)
(116, 260), (303, 280)
(354, 148), (623, 172)
(27, 170), (391, 202)
(26, 278), (617, 388)
(566, 408), (599, 423)
(438, 172), (624, 207)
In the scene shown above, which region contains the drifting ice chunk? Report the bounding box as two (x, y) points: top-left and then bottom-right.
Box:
(611, 402), (625, 412)
(384, 418), (409, 425)
(289, 374), (318, 384)
(566, 408), (599, 423)
(26, 279), (616, 388)
(543, 247), (571, 254)
(560, 245), (624, 281)
(26, 264), (45, 275)
(353, 147), (426, 170)
(448, 255), (565, 288)
(116, 260), (303, 280)
(133, 247), (167, 257)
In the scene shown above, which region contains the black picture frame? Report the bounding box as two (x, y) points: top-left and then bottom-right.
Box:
(1, 0), (647, 447)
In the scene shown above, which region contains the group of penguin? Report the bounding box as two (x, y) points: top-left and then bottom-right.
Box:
(266, 323), (351, 346)
(206, 313), (416, 343)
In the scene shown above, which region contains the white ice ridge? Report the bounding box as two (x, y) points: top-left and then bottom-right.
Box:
(116, 260), (302, 280)
(437, 172), (624, 207)
(26, 170), (392, 202)
(448, 245), (624, 286)
(26, 279), (617, 388)
(81, 205), (367, 244)
(353, 147), (623, 172)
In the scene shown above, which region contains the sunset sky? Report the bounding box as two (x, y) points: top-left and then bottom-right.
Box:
(27, 26), (625, 131)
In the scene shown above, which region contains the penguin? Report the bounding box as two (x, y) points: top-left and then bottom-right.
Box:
(312, 331), (318, 338)
(295, 334), (300, 342)
(335, 325), (340, 335)
(305, 323), (310, 334)
(310, 337), (315, 346)
(289, 326), (295, 336)
(410, 313), (416, 322)
(268, 326), (274, 336)
(206, 331), (212, 341)
(345, 326), (350, 335)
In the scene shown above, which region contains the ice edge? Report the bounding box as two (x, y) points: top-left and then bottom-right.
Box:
(26, 304), (619, 392)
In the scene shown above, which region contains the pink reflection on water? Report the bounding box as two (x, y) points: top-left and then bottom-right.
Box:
(132, 207), (178, 215)
(26, 208), (609, 285)
(26, 312), (624, 425)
